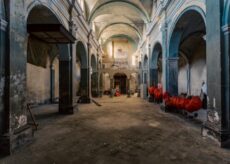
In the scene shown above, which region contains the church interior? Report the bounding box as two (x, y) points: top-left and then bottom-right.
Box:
(1, 0), (230, 163)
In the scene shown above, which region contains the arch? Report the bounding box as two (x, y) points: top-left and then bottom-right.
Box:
(150, 42), (163, 86)
(26, 2), (65, 25)
(91, 54), (98, 97)
(76, 41), (88, 97)
(105, 34), (139, 45)
(168, 5), (206, 55)
(26, 5), (62, 105)
(76, 41), (88, 68)
(100, 25), (140, 44)
(167, 7), (207, 97)
(88, 0), (149, 23)
(98, 22), (142, 39)
(169, 8), (206, 58)
(111, 71), (129, 78)
(113, 72), (128, 94)
(151, 42), (163, 68)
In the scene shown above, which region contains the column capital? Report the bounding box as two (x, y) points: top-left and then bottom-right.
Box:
(0, 18), (7, 31)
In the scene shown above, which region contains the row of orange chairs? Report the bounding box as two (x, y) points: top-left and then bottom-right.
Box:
(148, 86), (163, 101)
(149, 86), (202, 113)
(164, 94), (202, 113)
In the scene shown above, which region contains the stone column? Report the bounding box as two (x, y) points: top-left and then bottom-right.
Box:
(91, 71), (98, 97)
(50, 64), (55, 103)
(220, 26), (230, 141)
(161, 22), (168, 93)
(58, 44), (74, 114)
(0, 1), (33, 155)
(166, 57), (179, 96)
(201, 0), (227, 147)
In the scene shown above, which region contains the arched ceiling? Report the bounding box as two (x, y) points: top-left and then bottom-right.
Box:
(82, 0), (153, 44)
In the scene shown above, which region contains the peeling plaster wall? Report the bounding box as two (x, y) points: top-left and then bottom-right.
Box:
(27, 57), (59, 104)
(27, 63), (50, 104)
(158, 71), (163, 84)
(9, 1), (28, 130)
(178, 56), (188, 94)
(190, 45), (206, 96)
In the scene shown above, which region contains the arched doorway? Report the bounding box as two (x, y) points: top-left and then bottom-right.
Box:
(27, 6), (60, 105)
(142, 55), (148, 98)
(91, 54), (98, 97)
(150, 43), (163, 86)
(114, 73), (127, 94)
(76, 41), (88, 97)
(143, 55), (148, 85)
(27, 5), (75, 114)
(168, 9), (206, 97)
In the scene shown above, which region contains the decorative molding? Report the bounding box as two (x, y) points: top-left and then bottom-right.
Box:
(0, 18), (7, 31)
(160, 0), (171, 9)
(222, 24), (230, 33)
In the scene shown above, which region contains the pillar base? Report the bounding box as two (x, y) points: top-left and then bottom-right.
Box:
(59, 105), (76, 114)
(202, 122), (230, 148)
(77, 96), (91, 104)
(0, 125), (33, 157)
(92, 91), (99, 98)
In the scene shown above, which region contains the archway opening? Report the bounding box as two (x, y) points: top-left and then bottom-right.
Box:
(27, 5), (75, 116)
(150, 43), (162, 87)
(27, 6), (60, 106)
(168, 9), (206, 102)
(76, 41), (88, 97)
(114, 73), (127, 94)
(91, 54), (98, 97)
(142, 55), (148, 98)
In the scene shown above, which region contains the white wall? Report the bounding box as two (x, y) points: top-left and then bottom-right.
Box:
(27, 58), (59, 104)
(190, 45), (206, 96)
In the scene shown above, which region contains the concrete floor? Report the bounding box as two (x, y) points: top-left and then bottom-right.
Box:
(1, 96), (230, 164)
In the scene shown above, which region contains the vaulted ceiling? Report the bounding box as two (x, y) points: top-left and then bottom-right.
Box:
(82, 0), (153, 45)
